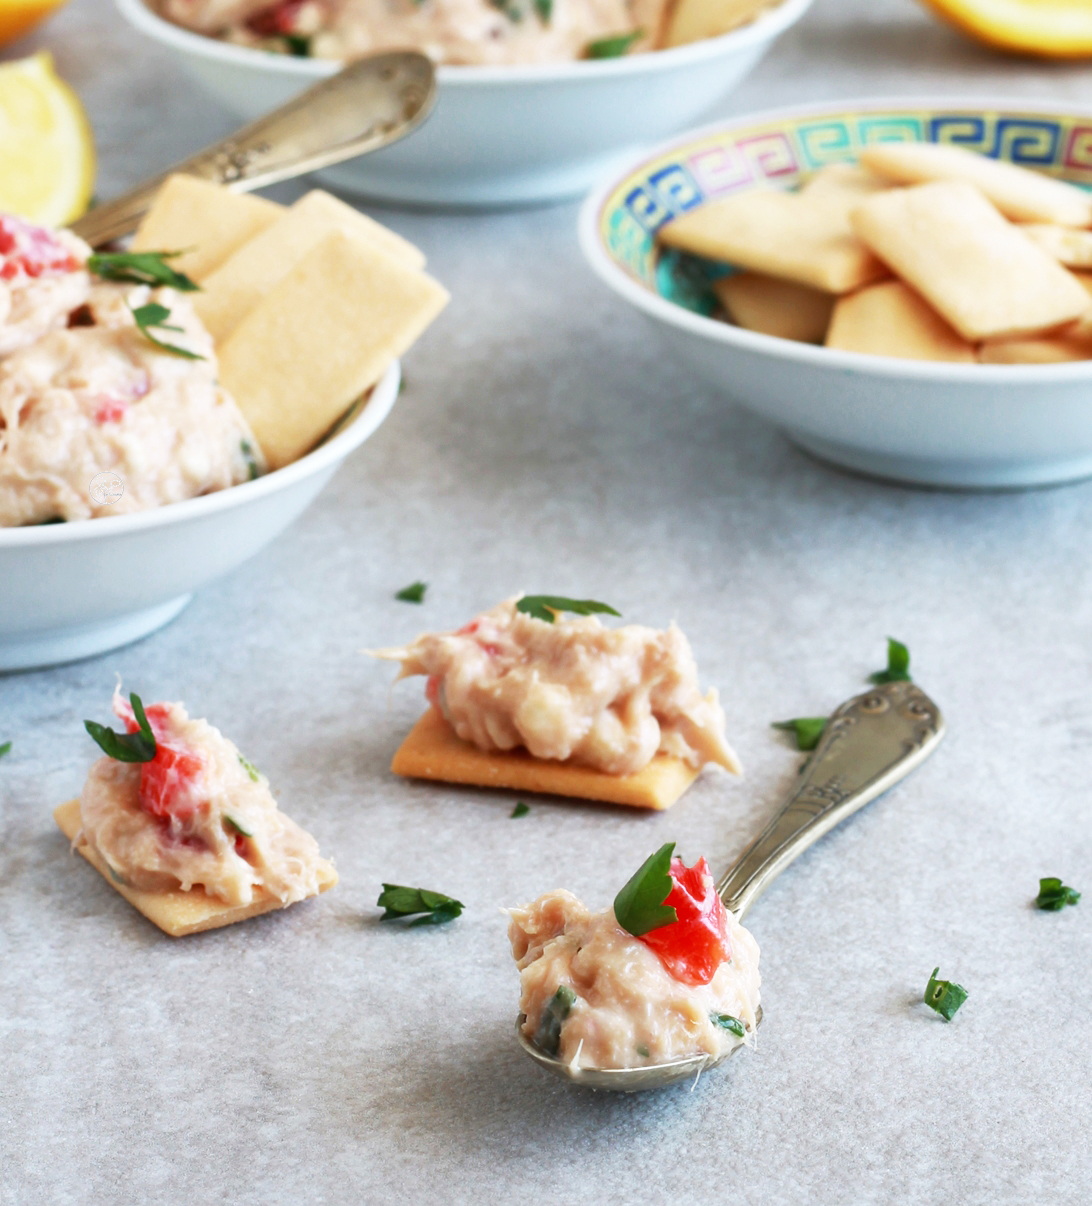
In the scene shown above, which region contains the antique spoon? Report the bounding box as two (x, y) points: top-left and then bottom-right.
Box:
(71, 50), (435, 247)
(516, 678), (945, 1092)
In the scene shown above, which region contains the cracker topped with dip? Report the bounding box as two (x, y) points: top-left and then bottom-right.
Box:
(373, 595), (740, 809)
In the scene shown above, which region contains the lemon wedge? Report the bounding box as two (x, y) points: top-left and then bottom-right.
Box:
(0, 0), (70, 47)
(0, 51), (94, 227)
(918, 0), (1092, 57)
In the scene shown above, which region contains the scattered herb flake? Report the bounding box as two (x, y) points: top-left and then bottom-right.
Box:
(613, 842), (678, 937)
(771, 716), (827, 751)
(924, 968), (968, 1021)
(516, 595), (620, 624)
(238, 752), (260, 782)
(510, 801), (530, 818)
(377, 883), (463, 926)
(533, 0), (551, 20)
(636, 1043), (650, 1057)
(710, 1013), (746, 1038)
(0, 740), (9, 759)
(1035, 876), (1081, 911)
(88, 249), (199, 292)
(224, 814), (254, 838)
(534, 984), (576, 1055)
(396, 581), (427, 604)
(585, 29), (642, 57)
(240, 439), (261, 481)
(284, 33), (311, 55)
(488, 0), (523, 20)
(84, 692), (157, 763)
(130, 302), (204, 360)
(869, 637), (911, 684)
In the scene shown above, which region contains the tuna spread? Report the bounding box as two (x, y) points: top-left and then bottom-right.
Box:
(0, 214), (263, 527)
(376, 596), (740, 777)
(79, 691), (334, 907)
(510, 852), (760, 1069)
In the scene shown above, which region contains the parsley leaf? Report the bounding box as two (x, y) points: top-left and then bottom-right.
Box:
(533, 0), (551, 20)
(377, 883), (463, 926)
(772, 717), (827, 751)
(84, 692), (157, 763)
(284, 33), (311, 55)
(130, 302), (204, 360)
(711, 1013), (746, 1038)
(489, 0), (523, 20)
(533, 984), (576, 1055)
(240, 439), (261, 482)
(614, 842), (678, 937)
(510, 801), (530, 818)
(88, 249), (199, 292)
(238, 752), (260, 782)
(924, 968), (968, 1021)
(585, 29), (642, 57)
(0, 740), (10, 759)
(224, 814), (254, 838)
(869, 637), (911, 684)
(1035, 877), (1081, 910)
(636, 1043), (650, 1057)
(516, 595), (620, 624)
(396, 581), (427, 603)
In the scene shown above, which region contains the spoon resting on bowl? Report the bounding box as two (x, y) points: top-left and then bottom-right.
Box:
(516, 678), (945, 1092)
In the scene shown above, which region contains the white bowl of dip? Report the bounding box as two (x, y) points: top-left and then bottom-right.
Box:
(115, 0), (813, 207)
(0, 361), (399, 671)
(579, 99), (1092, 490)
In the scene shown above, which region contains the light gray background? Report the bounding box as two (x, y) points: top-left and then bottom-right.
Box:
(3, 0), (1092, 1202)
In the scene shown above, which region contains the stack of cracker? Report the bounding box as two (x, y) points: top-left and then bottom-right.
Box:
(658, 143), (1092, 365)
(132, 176), (449, 468)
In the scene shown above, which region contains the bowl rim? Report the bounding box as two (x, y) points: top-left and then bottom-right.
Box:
(579, 95), (1092, 385)
(115, 0), (813, 84)
(0, 360), (400, 548)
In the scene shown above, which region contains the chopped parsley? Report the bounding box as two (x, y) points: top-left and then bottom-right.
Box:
(396, 581), (427, 603)
(489, 0), (523, 19)
(377, 884), (463, 926)
(130, 302), (204, 360)
(87, 249), (199, 292)
(613, 842), (678, 937)
(84, 693), (156, 763)
(585, 29), (642, 58)
(510, 801), (530, 818)
(534, 984), (576, 1055)
(772, 716), (827, 751)
(224, 814), (254, 838)
(533, 0), (551, 20)
(516, 595), (620, 624)
(238, 752), (260, 782)
(240, 439), (261, 481)
(710, 1013), (746, 1038)
(924, 968), (968, 1021)
(869, 637), (911, 684)
(0, 740), (9, 759)
(636, 1043), (650, 1058)
(1035, 877), (1081, 911)
(284, 34), (311, 55)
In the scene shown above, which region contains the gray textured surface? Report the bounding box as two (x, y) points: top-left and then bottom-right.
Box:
(3, 0), (1092, 1202)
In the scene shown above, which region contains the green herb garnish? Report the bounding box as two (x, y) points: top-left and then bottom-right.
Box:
(869, 637), (911, 684)
(88, 249), (199, 292)
(534, 984), (576, 1055)
(240, 439), (261, 481)
(130, 302), (204, 360)
(377, 884), (464, 926)
(238, 752), (260, 782)
(636, 1043), (650, 1057)
(283, 33), (311, 55)
(510, 801), (530, 818)
(0, 741), (9, 759)
(396, 581), (427, 604)
(1035, 877), (1081, 910)
(924, 968), (968, 1021)
(84, 693), (156, 763)
(488, 0), (523, 19)
(585, 29), (642, 57)
(771, 717), (827, 751)
(224, 815), (254, 838)
(516, 595), (620, 624)
(613, 842), (678, 937)
(711, 1013), (746, 1038)
(533, 0), (551, 21)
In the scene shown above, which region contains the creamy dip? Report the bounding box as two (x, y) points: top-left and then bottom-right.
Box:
(509, 888), (761, 1068)
(377, 597), (740, 776)
(79, 693), (334, 907)
(0, 220), (263, 526)
(0, 215), (90, 356)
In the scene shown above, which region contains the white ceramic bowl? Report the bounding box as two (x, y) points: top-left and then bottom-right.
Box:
(115, 0), (813, 207)
(0, 362), (399, 671)
(579, 99), (1092, 490)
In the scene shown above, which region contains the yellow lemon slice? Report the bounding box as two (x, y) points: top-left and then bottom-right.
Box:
(918, 0), (1092, 58)
(0, 0), (70, 47)
(0, 51), (94, 227)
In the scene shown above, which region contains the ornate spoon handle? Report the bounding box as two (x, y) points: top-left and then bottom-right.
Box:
(70, 51), (435, 247)
(719, 680), (945, 920)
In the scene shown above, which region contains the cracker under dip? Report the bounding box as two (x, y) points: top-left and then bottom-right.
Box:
(826, 279), (975, 362)
(372, 595), (741, 811)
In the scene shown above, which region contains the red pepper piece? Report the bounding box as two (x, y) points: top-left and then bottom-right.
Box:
(121, 702), (205, 822)
(245, 0), (307, 36)
(637, 856), (731, 986)
(0, 214), (80, 280)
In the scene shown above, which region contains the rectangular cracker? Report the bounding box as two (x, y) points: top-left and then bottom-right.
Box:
(859, 142), (1092, 227)
(715, 272), (835, 343)
(218, 229), (449, 469)
(978, 333), (1092, 363)
(800, 163), (891, 203)
(195, 189), (427, 343)
(826, 279), (975, 362)
(54, 799), (337, 938)
(658, 188), (888, 293)
(662, 0), (772, 48)
(391, 709), (700, 811)
(850, 181), (1091, 340)
(1021, 224), (1092, 269)
(130, 175), (284, 283)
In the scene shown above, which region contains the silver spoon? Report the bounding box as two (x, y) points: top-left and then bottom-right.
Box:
(70, 51), (435, 247)
(516, 678), (945, 1092)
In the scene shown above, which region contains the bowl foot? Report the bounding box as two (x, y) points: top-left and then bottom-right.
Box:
(0, 595), (192, 672)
